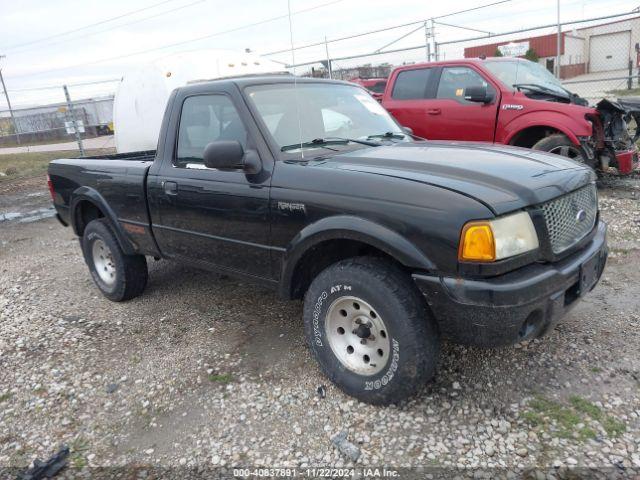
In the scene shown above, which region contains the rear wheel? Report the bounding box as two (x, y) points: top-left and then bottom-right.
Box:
(303, 257), (439, 405)
(81, 218), (148, 301)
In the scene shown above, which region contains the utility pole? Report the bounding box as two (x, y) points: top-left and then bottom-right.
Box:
(0, 55), (20, 145)
(324, 36), (332, 79)
(431, 18), (438, 61)
(424, 21), (430, 60)
(556, 0), (561, 78)
(63, 85), (84, 157)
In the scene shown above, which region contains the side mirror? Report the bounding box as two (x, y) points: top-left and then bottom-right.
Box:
(203, 140), (245, 170)
(464, 85), (494, 104)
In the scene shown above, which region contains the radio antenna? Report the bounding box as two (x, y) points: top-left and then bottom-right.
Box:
(287, 0), (304, 158)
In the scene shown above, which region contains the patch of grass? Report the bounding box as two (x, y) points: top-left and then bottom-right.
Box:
(524, 395), (628, 440)
(529, 396), (582, 437)
(602, 416), (627, 437)
(69, 436), (90, 468)
(0, 149), (114, 182)
(0, 392), (11, 403)
(522, 410), (544, 427)
(569, 395), (602, 419)
(71, 454), (87, 469)
(606, 87), (640, 97)
(208, 373), (233, 384)
(590, 367), (603, 373)
(578, 426), (597, 441)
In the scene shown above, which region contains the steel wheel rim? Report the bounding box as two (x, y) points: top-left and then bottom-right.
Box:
(92, 239), (117, 286)
(325, 296), (391, 376)
(549, 144), (584, 163)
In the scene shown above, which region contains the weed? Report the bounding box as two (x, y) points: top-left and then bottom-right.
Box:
(602, 416), (627, 437)
(208, 373), (233, 384)
(569, 395), (602, 419)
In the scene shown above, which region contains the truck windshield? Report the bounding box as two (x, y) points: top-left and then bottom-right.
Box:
(245, 83), (407, 152)
(484, 60), (566, 95)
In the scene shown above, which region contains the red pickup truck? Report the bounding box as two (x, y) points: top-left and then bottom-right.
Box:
(382, 57), (638, 174)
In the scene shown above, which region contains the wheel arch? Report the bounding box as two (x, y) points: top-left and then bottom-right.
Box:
(70, 186), (136, 255)
(501, 113), (588, 147)
(279, 216), (435, 300)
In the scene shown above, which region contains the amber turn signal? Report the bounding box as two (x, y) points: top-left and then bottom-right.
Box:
(458, 221), (495, 262)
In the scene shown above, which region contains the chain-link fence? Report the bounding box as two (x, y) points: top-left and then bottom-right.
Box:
(0, 79), (119, 148)
(267, 10), (640, 104)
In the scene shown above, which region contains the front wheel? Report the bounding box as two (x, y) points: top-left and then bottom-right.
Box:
(81, 218), (148, 302)
(532, 134), (591, 166)
(303, 257), (439, 405)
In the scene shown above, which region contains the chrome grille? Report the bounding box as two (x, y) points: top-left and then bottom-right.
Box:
(540, 184), (597, 254)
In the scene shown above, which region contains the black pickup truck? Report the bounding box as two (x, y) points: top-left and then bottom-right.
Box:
(48, 76), (608, 405)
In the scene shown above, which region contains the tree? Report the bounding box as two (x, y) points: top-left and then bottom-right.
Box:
(494, 48), (504, 57)
(524, 48), (539, 63)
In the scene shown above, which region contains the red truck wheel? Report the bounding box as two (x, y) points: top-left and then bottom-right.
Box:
(532, 134), (590, 166)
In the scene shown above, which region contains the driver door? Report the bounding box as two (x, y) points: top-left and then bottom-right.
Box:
(150, 92), (274, 279)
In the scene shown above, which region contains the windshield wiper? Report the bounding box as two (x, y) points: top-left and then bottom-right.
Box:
(280, 137), (380, 152)
(513, 83), (569, 100)
(366, 132), (406, 141)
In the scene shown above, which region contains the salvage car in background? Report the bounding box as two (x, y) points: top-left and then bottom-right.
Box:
(48, 77), (607, 405)
(382, 57), (639, 174)
(348, 77), (387, 102)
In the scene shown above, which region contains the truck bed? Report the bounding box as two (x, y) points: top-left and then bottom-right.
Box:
(48, 151), (157, 251)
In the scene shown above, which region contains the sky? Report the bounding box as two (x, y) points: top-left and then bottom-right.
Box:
(0, 0), (638, 109)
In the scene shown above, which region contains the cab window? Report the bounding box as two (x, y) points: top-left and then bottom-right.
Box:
(391, 68), (433, 100)
(436, 67), (494, 104)
(175, 95), (247, 168)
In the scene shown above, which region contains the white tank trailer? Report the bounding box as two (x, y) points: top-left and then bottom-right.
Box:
(113, 49), (286, 153)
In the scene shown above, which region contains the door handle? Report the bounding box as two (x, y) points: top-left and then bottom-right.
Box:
(162, 180), (178, 195)
(427, 108), (441, 115)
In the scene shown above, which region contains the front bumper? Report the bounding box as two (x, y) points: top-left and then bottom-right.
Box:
(614, 149), (637, 175)
(413, 221), (608, 347)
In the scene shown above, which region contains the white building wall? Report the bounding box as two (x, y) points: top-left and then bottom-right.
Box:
(577, 17), (640, 72)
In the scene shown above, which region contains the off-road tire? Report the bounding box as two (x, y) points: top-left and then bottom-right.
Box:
(81, 218), (148, 302)
(303, 256), (439, 405)
(532, 134), (595, 168)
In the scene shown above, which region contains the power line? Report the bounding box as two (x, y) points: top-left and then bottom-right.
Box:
(8, 0), (209, 56)
(7, 0), (347, 80)
(261, 0), (513, 57)
(3, 0), (183, 51)
(284, 9), (638, 68)
(6, 78), (122, 93)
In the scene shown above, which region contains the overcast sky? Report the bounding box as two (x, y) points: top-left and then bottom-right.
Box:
(0, 0), (638, 108)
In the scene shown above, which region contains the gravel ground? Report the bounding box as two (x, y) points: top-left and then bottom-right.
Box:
(0, 176), (639, 479)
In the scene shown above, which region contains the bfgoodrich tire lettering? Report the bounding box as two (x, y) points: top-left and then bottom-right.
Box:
(303, 256), (439, 405)
(81, 218), (148, 302)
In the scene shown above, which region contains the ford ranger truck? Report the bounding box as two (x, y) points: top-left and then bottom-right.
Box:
(382, 57), (638, 175)
(48, 76), (608, 405)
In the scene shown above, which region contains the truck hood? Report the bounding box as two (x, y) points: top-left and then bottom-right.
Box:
(320, 142), (595, 215)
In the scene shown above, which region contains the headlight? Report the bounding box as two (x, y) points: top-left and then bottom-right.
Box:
(458, 211), (539, 262)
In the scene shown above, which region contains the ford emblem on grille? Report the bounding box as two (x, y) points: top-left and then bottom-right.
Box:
(576, 209), (587, 223)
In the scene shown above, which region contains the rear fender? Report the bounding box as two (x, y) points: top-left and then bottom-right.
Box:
(70, 186), (136, 255)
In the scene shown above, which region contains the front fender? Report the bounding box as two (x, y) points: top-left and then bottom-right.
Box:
(278, 215), (436, 298)
(500, 110), (592, 146)
(70, 186), (136, 255)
